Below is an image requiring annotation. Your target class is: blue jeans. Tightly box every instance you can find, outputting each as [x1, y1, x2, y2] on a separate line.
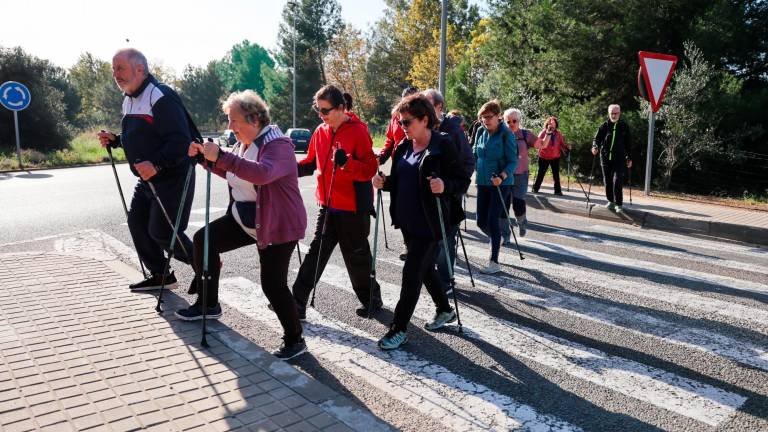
[500, 172, 528, 237]
[476, 185, 510, 262]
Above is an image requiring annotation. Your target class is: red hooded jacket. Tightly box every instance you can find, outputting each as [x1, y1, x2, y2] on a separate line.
[298, 115, 378, 212]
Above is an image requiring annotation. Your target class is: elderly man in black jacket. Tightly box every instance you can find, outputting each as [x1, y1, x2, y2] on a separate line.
[592, 104, 632, 213]
[98, 48, 195, 291]
[423, 89, 474, 293]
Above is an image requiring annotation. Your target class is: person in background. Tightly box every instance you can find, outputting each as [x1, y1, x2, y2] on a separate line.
[592, 104, 632, 213]
[532, 116, 570, 195]
[472, 100, 518, 274]
[500, 108, 541, 240]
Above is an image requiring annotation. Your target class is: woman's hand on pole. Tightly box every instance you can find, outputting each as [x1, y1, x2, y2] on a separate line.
[98, 130, 116, 148]
[491, 174, 503, 187]
[188, 141, 204, 158]
[428, 176, 444, 194]
[202, 141, 220, 162]
[372, 172, 385, 189]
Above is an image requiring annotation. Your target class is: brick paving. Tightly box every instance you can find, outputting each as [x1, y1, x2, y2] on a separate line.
[0, 252, 385, 431]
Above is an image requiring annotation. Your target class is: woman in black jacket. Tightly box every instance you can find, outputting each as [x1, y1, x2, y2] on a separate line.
[372, 94, 470, 350]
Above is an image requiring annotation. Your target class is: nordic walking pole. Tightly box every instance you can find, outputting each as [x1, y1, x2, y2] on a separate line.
[456, 229, 475, 287]
[566, 151, 571, 192]
[379, 191, 390, 250]
[586, 152, 597, 215]
[430, 173, 462, 333]
[155, 154, 196, 312]
[628, 163, 633, 206]
[145, 174, 190, 259]
[200, 140, 214, 348]
[102, 131, 148, 279]
[462, 194, 468, 232]
[309, 153, 339, 308]
[295, 244, 302, 265]
[492, 174, 524, 260]
[368, 179, 384, 318]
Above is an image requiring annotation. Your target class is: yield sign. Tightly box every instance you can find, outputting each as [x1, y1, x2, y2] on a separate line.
[638, 51, 678, 113]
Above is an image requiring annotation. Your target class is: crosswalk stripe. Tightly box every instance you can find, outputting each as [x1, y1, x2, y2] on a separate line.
[588, 224, 768, 258]
[375, 252, 768, 373]
[311, 264, 747, 427]
[456, 240, 768, 332]
[546, 228, 768, 276]
[216, 277, 580, 432]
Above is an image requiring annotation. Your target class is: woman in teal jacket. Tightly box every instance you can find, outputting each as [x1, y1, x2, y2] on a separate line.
[473, 100, 518, 274]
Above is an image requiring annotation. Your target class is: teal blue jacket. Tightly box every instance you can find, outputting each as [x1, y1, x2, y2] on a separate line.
[473, 122, 518, 186]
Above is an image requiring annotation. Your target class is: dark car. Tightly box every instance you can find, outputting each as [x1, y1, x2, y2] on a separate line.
[218, 129, 236, 147]
[286, 128, 311, 153]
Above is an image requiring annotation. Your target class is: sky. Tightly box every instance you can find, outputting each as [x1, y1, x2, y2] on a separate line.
[1, 0, 392, 74]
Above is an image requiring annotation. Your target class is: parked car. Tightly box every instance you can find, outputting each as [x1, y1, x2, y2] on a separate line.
[218, 129, 237, 147]
[286, 128, 311, 153]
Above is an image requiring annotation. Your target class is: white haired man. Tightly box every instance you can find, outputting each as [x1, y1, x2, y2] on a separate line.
[591, 104, 632, 212]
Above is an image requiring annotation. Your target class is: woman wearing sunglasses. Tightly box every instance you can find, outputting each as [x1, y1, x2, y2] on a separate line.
[372, 94, 470, 350]
[292, 85, 383, 320]
[473, 100, 518, 274]
[501, 108, 541, 239]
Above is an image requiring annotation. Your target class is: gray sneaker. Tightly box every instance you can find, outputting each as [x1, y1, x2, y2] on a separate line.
[480, 261, 501, 274]
[615, 205, 624, 213]
[424, 310, 457, 331]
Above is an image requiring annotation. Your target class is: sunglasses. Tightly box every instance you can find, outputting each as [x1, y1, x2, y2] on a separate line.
[398, 117, 417, 127]
[312, 104, 336, 115]
[507, 119, 519, 124]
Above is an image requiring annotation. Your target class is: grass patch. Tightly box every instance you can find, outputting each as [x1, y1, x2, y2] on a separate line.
[371, 132, 385, 150]
[0, 129, 125, 171]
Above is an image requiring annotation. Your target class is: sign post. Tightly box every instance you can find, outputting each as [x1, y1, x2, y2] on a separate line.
[0, 81, 32, 170]
[638, 51, 677, 195]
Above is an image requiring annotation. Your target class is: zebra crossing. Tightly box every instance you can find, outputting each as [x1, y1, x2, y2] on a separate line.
[176, 203, 768, 431]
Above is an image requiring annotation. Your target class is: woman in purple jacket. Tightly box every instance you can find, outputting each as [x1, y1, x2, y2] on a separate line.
[176, 90, 308, 360]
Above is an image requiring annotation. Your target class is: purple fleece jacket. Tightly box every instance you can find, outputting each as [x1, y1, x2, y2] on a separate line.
[210, 132, 307, 249]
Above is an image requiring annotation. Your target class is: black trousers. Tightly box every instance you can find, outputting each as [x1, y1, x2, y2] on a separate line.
[128, 175, 194, 275]
[533, 157, 561, 194]
[292, 208, 382, 311]
[192, 214, 302, 343]
[602, 162, 626, 205]
[392, 230, 452, 332]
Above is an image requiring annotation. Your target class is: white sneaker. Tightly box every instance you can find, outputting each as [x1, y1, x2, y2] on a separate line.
[615, 205, 624, 213]
[479, 261, 501, 274]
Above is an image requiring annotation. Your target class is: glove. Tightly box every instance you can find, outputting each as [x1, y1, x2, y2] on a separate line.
[334, 148, 349, 167]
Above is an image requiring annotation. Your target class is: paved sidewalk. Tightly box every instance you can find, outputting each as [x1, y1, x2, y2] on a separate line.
[0, 251, 391, 432]
[525, 182, 768, 246]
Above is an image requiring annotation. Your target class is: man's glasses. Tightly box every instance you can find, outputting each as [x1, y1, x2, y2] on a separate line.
[479, 114, 496, 121]
[313, 104, 335, 115]
[398, 117, 416, 127]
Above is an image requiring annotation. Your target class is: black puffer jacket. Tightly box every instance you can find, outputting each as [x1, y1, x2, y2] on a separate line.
[382, 131, 470, 240]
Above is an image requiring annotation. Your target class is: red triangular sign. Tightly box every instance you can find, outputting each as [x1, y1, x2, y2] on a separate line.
[638, 51, 678, 113]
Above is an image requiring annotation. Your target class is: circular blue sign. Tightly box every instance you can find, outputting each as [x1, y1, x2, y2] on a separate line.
[0, 81, 32, 111]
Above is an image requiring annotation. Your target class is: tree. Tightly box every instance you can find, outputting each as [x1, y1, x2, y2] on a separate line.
[68, 52, 123, 129]
[0, 46, 75, 151]
[216, 40, 275, 95]
[651, 42, 742, 189]
[177, 62, 227, 131]
[269, 0, 343, 129]
[324, 23, 371, 119]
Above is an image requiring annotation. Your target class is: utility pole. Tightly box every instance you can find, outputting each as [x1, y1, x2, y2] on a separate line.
[439, 0, 447, 95]
[288, 1, 298, 128]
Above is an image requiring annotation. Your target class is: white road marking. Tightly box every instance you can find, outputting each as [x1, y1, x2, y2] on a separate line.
[218, 277, 580, 432]
[191, 207, 227, 215]
[311, 264, 747, 427]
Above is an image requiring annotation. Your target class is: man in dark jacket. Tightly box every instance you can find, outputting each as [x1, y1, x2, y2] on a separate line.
[592, 104, 632, 213]
[98, 48, 195, 291]
[423, 89, 474, 292]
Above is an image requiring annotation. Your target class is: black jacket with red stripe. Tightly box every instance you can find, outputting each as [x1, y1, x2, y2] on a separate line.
[112, 74, 192, 179]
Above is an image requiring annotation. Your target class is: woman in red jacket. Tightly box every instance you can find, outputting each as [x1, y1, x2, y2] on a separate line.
[293, 85, 383, 319]
[532, 116, 571, 195]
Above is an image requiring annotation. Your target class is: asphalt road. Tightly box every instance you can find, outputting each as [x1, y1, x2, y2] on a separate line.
[1, 162, 767, 432]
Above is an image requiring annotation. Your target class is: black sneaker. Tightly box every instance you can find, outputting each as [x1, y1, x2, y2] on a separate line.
[174, 303, 222, 321]
[129, 272, 177, 292]
[355, 300, 383, 318]
[273, 338, 307, 360]
[267, 303, 306, 321]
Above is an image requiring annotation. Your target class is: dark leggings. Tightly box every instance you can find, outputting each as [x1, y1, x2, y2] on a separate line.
[192, 213, 301, 343]
[533, 157, 561, 194]
[392, 230, 452, 332]
[476, 185, 510, 262]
